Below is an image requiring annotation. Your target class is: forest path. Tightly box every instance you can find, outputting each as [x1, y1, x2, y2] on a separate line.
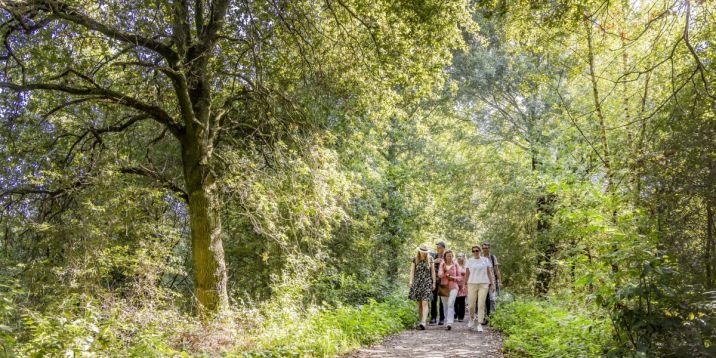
[344, 319, 503, 357]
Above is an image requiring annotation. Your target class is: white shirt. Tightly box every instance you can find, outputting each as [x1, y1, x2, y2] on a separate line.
[466, 257, 492, 284]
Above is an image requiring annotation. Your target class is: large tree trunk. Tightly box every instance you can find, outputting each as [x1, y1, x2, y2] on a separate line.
[706, 205, 714, 288]
[534, 192, 556, 295]
[182, 134, 229, 315]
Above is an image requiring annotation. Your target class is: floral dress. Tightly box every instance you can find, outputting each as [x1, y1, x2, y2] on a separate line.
[409, 258, 433, 301]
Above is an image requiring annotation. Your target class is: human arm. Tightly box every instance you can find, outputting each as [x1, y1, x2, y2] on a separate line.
[492, 256, 502, 282]
[488, 266, 496, 293]
[438, 262, 446, 279]
[455, 267, 464, 286]
[430, 260, 436, 289]
[409, 262, 416, 288]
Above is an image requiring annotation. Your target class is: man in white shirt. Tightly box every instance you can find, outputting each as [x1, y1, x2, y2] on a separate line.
[481, 242, 502, 323]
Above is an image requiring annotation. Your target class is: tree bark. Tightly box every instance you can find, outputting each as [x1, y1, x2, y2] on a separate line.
[706, 205, 714, 288]
[584, 14, 621, 276]
[534, 192, 556, 295]
[584, 15, 613, 190]
[174, 0, 231, 316]
[182, 134, 229, 315]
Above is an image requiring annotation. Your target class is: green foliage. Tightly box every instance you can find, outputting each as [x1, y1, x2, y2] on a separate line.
[15, 294, 189, 357]
[0, 275, 21, 357]
[240, 296, 415, 357]
[490, 296, 612, 357]
[1, 0, 714, 356]
[310, 272, 395, 306]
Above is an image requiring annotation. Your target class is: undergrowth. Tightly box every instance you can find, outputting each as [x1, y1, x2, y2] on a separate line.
[489, 296, 612, 357]
[3, 292, 415, 357]
[240, 296, 416, 357]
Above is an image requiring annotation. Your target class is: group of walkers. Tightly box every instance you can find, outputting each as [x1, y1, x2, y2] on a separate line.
[408, 241, 502, 332]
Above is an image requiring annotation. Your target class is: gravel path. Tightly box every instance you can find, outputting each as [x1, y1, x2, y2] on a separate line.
[344, 320, 503, 358]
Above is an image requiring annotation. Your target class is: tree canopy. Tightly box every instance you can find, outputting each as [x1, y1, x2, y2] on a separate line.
[1, 0, 714, 356]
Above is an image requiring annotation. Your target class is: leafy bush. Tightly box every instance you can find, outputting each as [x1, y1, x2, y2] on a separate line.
[309, 272, 396, 306]
[241, 296, 416, 357]
[490, 296, 612, 357]
[14, 294, 189, 357]
[0, 277, 21, 357]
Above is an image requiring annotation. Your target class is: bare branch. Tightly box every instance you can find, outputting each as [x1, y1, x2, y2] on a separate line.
[683, 0, 715, 100]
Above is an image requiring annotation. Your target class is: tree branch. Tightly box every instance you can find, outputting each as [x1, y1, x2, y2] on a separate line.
[25, 0, 180, 64]
[119, 165, 188, 202]
[683, 0, 715, 100]
[0, 81, 184, 137]
[201, 0, 230, 45]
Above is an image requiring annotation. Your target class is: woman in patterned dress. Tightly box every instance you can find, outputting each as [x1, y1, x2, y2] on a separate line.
[409, 244, 436, 330]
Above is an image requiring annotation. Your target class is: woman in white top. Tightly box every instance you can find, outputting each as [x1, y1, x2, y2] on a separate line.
[464, 245, 495, 332]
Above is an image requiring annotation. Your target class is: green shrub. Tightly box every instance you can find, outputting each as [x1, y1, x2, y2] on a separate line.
[490, 296, 612, 357]
[14, 294, 188, 357]
[240, 296, 416, 357]
[0, 277, 21, 357]
[8, 287, 415, 357]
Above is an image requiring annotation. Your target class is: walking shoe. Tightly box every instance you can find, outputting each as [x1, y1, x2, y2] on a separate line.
[477, 324, 484, 332]
[428, 319, 436, 325]
[446, 325, 452, 331]
[418, 323, 425, 330]
[458, 319, 463, 322]
[438, 320, 444, 326]
[467, 319, 474, 328]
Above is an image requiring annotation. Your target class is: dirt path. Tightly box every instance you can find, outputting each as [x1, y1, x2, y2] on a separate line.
[344, 320, 503, 358]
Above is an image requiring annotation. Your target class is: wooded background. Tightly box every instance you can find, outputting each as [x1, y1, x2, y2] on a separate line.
[0, 0, 714, 356]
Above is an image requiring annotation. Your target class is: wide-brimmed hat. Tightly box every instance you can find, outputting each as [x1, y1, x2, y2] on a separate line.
[416, 244, 430, 253]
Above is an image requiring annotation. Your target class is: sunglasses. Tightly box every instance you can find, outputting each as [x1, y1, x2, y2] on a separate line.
[471, 249, 480, 252]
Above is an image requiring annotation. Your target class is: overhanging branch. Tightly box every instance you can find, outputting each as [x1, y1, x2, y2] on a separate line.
[120, 166, 188, 202]
[8, 0, 181, 64]
[0, 81, 184, 137]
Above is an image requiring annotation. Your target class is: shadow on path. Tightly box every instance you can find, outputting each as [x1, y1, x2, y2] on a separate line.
[344, 320, 503, 357]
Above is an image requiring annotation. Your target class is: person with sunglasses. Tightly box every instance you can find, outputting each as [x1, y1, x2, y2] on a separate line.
[464, 245, 495, 332]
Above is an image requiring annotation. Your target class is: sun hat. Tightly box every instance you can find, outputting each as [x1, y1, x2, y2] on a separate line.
[416, 244, 430, 253]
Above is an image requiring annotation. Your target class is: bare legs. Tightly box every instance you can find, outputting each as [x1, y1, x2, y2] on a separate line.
[416, 300, 429, 326]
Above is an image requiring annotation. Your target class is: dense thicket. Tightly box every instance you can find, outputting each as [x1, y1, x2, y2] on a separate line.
[1, 0, 714, 356]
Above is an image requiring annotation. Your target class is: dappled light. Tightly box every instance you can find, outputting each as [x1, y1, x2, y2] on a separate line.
[1, 0, 714, 356]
